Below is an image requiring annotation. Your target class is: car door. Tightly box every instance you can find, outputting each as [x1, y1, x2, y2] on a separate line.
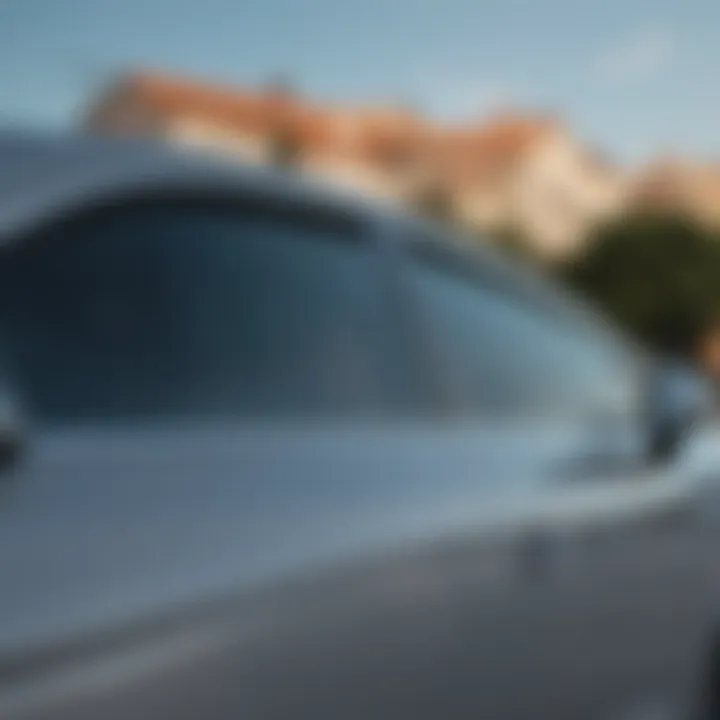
[0, 189, 562, 720]
[388, 234, 713, 720]
[0, 189, 449, 719]
[0, 186, 710, 720]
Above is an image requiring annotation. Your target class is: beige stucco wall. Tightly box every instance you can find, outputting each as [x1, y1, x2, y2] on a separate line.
[303, 157, 404, 200]
[510, 133, 624, 257]
[165, 118, 268, 163]
[454, 188, 508, 230]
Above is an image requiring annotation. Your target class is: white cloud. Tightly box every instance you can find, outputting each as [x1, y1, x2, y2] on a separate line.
[596, 23, 675, 86]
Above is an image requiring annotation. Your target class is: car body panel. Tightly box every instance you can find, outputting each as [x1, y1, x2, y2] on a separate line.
[0, 132, 715, 720]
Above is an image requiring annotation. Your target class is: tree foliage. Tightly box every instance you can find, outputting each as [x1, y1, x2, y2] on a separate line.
[560, 213, 720, 358]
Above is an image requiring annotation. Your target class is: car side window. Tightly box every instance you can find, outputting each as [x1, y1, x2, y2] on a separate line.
[0, 197, 426, 422]
[405, 245, 639, 418]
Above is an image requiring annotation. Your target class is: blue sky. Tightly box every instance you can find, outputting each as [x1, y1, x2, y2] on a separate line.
[0, 0, 718, 162]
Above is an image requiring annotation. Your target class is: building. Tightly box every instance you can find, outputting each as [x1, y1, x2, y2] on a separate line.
[85, 70, 624, 258]
[440, 117, 624, 257]
[630, 159, 720, 229]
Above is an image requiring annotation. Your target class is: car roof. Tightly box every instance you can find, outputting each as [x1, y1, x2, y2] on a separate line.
[0, 128, 412, 237]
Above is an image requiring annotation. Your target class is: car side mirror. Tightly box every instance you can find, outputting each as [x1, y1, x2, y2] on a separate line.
[645, 361, 709, 464]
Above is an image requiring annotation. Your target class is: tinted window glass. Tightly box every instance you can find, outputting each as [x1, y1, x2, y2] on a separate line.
[407, 252, 638, 417]
[0, 200, 422, 422]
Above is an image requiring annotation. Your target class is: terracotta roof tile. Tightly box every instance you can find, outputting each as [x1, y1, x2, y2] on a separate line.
[120, 70, 297, 135]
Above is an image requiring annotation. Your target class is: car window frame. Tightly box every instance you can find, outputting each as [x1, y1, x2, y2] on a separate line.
[396, 230, 645, 420]
[0, 184, 445, 423]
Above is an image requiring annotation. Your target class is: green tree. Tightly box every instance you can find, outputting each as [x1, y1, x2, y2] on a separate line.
[560, 213, 720, 358]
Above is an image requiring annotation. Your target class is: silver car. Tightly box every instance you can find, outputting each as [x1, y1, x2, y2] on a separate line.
[0, 131, 718, 720]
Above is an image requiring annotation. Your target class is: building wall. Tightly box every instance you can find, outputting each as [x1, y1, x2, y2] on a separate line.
[301, 155, 406, 200]
[685, 170, 720, 228]
[626, 161, 720, 230]
[164, 117, 268, 163]
[454, 185, 509, 231]
[510, 133, 624, 257]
